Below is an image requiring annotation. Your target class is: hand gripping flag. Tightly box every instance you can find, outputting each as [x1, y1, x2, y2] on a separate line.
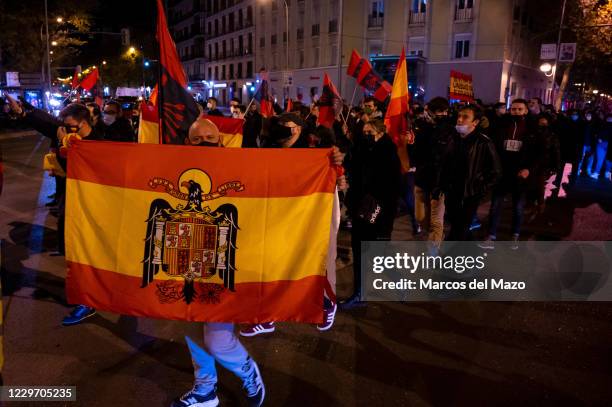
[317, 74, 342, 129]
[384, 48, 409, 146]
[156, 0, 200, 144]
[65, 141, 337, 323]
[253, 71, 274, 118]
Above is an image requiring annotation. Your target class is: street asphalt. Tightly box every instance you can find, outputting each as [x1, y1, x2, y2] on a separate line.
[1, 131, 612, 406]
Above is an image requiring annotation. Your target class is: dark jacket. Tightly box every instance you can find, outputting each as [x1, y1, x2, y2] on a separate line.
[104, 117, 135, 142]
[242, 111, 263, 148]
[347, 134, 402, 235]
[207, 108, 224, 116]
[491, 115, 537, 186]
[409, 116, 455, 190]
[533, 126, 561, 175]
[555, 116, 583, 162]
[440, 131, 502, 199]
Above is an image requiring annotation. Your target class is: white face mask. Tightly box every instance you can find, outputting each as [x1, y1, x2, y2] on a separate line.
[206, 102, 213, 109]
[585, 114, 592, 121]
[102, 113, 116, 126]
[232, 110, 240, 118]
[455, 124, 471, 135]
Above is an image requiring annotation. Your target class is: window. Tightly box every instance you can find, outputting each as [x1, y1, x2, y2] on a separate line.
[312, 24, 320, 36]
[272, 52, 278, 69]
[222, 40, 227, 58]
[208, 67, 212, 80]
[239, 9, 244, 28]
[297, 28, 304, 39]
[208, 22, 212, 35]
[222, 64, 226, 80]
[239, 36, 244, 54]
[368, 1, 384, 28]
[247, 6, 253, 24]
[283, 31, 287, 43]
[329, 19, 338, 33]
[271, 34, 277, 45]
[313, 47, 320, 66]
[248, 33, 253, 53]
[208, 44, 212, 59]
[215, 19, 219, 36]
[215, 43, 219, 59]
[214, 66, 219, 80]
[229, 64, 234, 79]
[455, 0, 473, 20]
[222, 16, 226, 34]
[260, 36, 265, 47]
[454, 35, 470, 58]
[408, 36, 424, 56]
[411, 0, 426, 13]
[247, 61, 253, 78]
[238, 62, 243, 78]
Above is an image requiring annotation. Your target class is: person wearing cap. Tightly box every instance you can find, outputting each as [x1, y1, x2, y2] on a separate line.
[172, 117, 265, 407]
[240, 112, 345, 336]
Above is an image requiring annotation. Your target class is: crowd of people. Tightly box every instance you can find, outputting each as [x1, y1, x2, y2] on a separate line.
[2, 91, 611, 407]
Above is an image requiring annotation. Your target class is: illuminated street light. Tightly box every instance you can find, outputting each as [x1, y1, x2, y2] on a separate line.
[102, 60, 107, 65]
[56, 17, 63, 23]
[51, 41, 58, 46]
[540, 63, 552, 72]
[49, 50, 54, 55]
[593, 89, 599, 94]
[129, 46, 136, 54]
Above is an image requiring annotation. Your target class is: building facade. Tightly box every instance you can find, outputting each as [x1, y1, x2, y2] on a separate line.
[170, 0, 552, 107]
[169, 0, 256, 105]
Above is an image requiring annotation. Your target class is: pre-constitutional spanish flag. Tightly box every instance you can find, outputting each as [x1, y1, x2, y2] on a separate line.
[65, 141, 336, 323]
[384, 48, 409, 146]
[203, 115, 244, 148]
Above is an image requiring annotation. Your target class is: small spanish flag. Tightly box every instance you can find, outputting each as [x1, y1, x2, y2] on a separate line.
[65, 142, 336, 323]
[204, 115, 244, 148]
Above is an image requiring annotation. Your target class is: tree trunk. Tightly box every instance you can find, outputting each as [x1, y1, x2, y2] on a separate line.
[554, 64, 572, 111]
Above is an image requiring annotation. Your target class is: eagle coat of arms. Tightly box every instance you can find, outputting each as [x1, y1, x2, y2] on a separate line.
[141, 168, 243, 304]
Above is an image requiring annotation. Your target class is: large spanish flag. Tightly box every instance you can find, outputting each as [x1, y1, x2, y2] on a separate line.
[65, 142, 336, 323]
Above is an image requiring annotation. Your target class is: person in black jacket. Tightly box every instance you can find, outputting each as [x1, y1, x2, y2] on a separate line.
[480, 99, 537, 249]
[342, 118, 401, 308]
[442, 105, 502, 240]
[529, 114, 560, 213]
[101, 101, 135, 142]
[205, 97, 224, 116]
[409, 97, 454, 245]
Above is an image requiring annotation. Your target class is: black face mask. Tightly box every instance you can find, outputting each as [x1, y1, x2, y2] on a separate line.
[196, 141, 219, 147]
[363, 132, 375, 145]
[512, 115, 524, 122]
[537, 125, 548, 132]
[66, 125, 80, 133]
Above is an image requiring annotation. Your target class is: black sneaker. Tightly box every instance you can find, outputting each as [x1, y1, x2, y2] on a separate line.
[242, 357, 265, 407]
[170, 387, 219, 407]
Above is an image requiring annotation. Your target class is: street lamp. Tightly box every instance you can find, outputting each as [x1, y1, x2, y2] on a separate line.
[51, 40, 58, 46]
[540, 62, 552, 72]
[102, 60, 107, 65]
[593, 89, 599, 94]
[56, 17, 63, 23]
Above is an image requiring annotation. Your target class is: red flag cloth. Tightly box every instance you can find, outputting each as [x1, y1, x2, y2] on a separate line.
[355, 58, 392, 102]
[346, 50, 362, 77]
[384, 48, 409, 147]
[79, 68, 99, 91]
[317, 73, 342, 128]
[156, 0, 200, 144]
[286, 98, 293, 112]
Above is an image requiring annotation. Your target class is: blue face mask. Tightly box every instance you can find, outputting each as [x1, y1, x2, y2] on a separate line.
[571, 115, 579, 121]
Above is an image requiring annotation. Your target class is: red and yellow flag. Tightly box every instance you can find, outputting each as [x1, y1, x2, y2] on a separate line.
[203, 115, 243, 148]
[65, 142, 336, 323]
[384, 48, 409, 146]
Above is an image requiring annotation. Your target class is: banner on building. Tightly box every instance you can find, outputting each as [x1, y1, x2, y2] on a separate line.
[65, 141, 337, 323]
[449, 70, 474, 102]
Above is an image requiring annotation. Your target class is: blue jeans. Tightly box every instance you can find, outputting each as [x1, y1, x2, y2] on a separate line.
[578, 144, 594, 175]
[487, 186, 526, 238]
[185, 323, 251, 395]
[593, 141, 609, 175]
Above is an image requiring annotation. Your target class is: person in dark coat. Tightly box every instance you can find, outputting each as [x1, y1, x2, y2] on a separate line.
[342, 118, 401, 308]
[441, 105, 502, 240]
[101, 101, 135, 142]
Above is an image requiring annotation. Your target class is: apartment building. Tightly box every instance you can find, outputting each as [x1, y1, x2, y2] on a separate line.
[169, 0, 256, 105]
[170, 0, 552, 106]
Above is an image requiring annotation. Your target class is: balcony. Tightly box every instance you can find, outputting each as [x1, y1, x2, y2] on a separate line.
[454, 7, 473, 22]
[181, 51, 205, 61]
[205, 20, 254, 40]
[408, 11, 426, 25]
[368, 16, 384, 29]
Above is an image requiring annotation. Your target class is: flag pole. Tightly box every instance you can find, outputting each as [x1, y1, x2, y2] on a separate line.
[245, 97, 255, 114]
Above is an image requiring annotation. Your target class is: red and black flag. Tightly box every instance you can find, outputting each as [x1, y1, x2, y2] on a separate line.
[346, 49, 392, 103]
[317, 73, 342, 129]
[156, 0, 200, 144]
[253, 70, 274, 118]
